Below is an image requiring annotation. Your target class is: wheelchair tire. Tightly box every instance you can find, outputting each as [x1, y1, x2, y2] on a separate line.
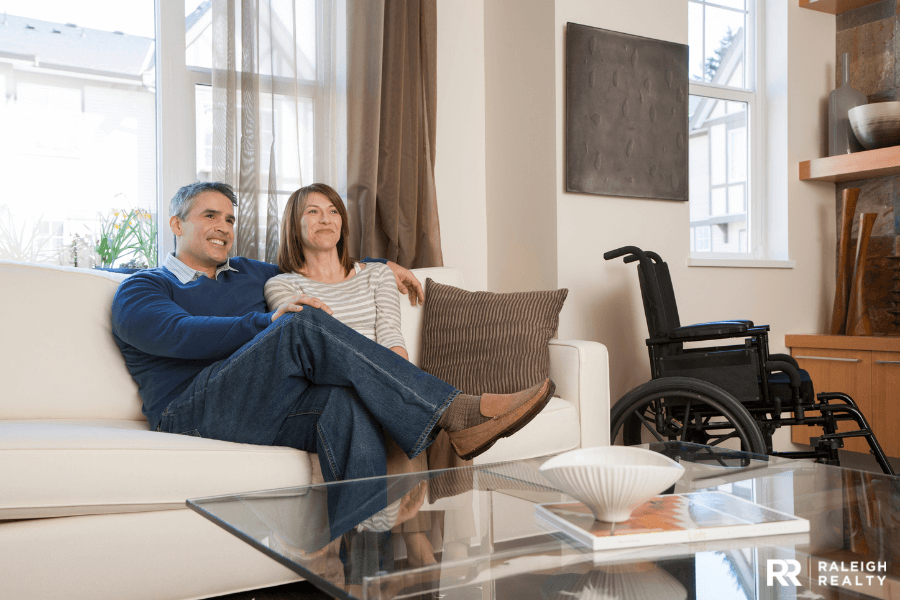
[611, 377, 767, 455]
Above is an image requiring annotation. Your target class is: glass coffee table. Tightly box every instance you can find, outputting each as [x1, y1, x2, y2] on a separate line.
[188, 442, 900, 599]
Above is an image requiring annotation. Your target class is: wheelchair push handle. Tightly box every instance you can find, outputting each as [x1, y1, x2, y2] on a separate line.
[603, 246, 664, 266]
[603, 246, 647, 262]
[624, 251, 663, 265]
[604, 246, 663, 271]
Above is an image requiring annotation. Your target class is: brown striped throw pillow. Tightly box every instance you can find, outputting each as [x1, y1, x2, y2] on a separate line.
[421, 279, 568, 395]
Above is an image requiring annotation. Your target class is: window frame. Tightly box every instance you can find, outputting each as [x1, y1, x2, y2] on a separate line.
[688, 0, 767, 262]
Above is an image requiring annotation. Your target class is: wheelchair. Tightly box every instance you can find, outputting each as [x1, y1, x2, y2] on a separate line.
[604, 246, 896, 476]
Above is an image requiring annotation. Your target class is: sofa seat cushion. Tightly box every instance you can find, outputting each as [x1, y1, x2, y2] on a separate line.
[1, 397, 579, 520]
[474, 397, 580, 464]
[0, 420, 312, 520]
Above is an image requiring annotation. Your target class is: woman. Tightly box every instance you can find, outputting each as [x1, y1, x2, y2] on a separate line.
[264, 183, 436, 566]
[265, 183, 407, 358]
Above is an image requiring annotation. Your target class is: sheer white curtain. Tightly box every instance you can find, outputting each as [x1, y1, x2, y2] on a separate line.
[211, 0, 346, 261]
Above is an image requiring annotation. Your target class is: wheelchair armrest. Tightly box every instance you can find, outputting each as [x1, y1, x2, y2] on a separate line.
[769, 353, 800, 371]
[667, 320, 751, 339]
[766, 361, 801, 390]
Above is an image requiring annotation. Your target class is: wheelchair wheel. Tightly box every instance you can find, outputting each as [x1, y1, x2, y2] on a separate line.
[611, 377, 767, 455]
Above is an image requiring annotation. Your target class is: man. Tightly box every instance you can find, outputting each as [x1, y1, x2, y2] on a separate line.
[111, 182, 554, 527]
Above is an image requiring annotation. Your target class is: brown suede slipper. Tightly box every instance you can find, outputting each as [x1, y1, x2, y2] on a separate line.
[448, 379, 556, 461]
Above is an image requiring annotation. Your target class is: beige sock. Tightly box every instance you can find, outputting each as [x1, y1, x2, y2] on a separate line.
[437, 393, 490, 432]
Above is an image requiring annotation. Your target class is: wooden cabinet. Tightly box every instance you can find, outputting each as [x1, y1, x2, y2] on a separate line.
[785, 334, 900, 457]
[872, 352, 900, 453]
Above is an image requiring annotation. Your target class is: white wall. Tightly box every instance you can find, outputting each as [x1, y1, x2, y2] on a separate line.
[435, 0, 836, 451]
[484, 0, 558, 292]
[434, 0, 489, 291]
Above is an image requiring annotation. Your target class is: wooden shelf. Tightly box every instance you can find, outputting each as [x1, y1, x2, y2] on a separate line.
[785, 333, 900, 352]
[799, 146, 900, 182]
[799, 0, 885, 14]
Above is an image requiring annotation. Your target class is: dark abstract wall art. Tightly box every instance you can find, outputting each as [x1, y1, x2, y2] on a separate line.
[566, 22, 689, 201]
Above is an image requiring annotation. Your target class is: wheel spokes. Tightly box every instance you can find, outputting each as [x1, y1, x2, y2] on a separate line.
[623, 397, 749, 449]
[680, 400, 693, 442]
[635, 408, 666, 442]
[705, 430, 740, 447]
[612, 379, 766, 455]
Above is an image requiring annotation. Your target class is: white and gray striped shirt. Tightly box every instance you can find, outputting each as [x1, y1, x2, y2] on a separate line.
[263, 262, 406, 351]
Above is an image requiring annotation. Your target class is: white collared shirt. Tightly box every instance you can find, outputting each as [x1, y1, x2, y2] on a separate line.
[162, 253, 239, 284]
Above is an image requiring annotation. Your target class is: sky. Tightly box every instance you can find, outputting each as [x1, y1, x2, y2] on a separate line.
[0, 0, 203, 39]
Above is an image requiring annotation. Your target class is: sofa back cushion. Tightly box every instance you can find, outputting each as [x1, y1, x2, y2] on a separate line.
[421, 280, 568, 394]
[0, 261, 464, 421]
[0, 261, 145, 420]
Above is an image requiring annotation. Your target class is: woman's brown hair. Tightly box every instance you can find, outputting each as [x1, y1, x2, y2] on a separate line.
[277, 183, 354, 276]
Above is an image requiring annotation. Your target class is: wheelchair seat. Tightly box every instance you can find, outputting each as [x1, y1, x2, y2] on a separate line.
[604, 245, 895, 475]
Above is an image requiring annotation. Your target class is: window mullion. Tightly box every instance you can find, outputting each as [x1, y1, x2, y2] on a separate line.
[690, 82, 752, 102]
[702, 3, 707, 83]
[157, 0, 196, 261]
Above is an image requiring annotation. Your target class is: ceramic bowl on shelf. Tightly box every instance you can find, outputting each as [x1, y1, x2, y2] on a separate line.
[849, 102, 900, 150]
[539, 446, 684, 523]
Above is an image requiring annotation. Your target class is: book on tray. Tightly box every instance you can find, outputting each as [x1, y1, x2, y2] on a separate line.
[534, 491, 809, 551]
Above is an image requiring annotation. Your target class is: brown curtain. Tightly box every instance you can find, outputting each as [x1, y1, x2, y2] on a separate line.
[348, 0, 443, 269]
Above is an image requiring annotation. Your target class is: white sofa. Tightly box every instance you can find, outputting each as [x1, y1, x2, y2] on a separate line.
[0, 260, 610, 600]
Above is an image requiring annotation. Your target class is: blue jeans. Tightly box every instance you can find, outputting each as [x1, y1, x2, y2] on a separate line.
[158, 308, 458, 536]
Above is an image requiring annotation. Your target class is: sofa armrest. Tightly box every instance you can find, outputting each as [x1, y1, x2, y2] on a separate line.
[548, 339, 610, 449]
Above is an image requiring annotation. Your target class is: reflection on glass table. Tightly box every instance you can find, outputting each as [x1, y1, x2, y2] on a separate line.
[188, 442, 900, 600]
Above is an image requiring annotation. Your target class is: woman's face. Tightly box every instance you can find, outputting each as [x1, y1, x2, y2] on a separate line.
[299, 192, 342, 253]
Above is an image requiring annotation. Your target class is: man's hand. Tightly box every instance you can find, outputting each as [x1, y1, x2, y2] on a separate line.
[271, 294, 333, 322]
[386, 261, 424, 306]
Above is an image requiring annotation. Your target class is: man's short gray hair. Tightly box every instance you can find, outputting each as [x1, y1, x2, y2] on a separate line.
[169, 182, 238, 221]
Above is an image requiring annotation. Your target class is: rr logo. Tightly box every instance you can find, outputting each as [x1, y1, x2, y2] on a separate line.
[767, 559, 802, 586]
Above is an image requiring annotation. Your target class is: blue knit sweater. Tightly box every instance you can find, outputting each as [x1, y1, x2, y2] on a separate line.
[112, 257, 281, 430]
[111, 256, 387, 431]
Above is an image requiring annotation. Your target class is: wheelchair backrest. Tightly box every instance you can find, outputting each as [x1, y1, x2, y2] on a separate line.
[636, 253, 681, 339]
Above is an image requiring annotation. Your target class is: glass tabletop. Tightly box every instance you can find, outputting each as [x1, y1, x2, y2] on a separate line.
[187, 442, 900, 600]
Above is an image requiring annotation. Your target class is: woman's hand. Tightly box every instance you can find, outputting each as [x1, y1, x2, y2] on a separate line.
[271, 294, 333, 322]
[385, 261, 425, 306]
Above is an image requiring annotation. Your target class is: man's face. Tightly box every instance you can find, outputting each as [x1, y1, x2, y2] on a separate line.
[170, 190, 235, 275]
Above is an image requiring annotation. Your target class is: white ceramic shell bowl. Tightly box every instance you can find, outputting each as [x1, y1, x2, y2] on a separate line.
[573, 564, 688, 600]
[849, 102, 900, 150]
[539, 446, 685, 523]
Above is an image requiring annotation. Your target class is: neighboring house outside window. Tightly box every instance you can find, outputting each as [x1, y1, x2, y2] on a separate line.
[0, 10, 157, 268]
[0, 0, 327, 268]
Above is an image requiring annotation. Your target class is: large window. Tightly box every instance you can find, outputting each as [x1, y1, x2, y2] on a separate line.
[0, 0, 332, 267]
[0, 2, 158, 268]
[688, 0, 760, 259]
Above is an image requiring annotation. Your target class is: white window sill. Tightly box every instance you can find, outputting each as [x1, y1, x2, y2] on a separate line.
[687, 257, 795, 269]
